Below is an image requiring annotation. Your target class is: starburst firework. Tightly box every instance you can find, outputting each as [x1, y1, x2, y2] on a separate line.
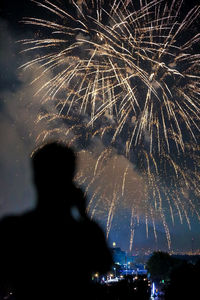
[21, 0, 200, 250]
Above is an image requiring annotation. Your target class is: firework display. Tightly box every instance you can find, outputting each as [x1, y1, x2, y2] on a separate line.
[21, 0, 200, 249]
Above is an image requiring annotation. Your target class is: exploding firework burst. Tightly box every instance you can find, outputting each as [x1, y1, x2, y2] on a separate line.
[20, 0, 200, 250]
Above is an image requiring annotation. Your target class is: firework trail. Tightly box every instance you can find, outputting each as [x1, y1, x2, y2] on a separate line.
[20, 0, 200, 249]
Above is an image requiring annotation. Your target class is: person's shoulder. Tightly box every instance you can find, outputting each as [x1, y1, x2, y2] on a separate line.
[85, 218, 105, 234]
[81, 217, 108, 243]
[80, 217, 113, 272]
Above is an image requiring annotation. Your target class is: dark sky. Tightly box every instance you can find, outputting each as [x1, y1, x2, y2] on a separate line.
[0, 0, 200, 253]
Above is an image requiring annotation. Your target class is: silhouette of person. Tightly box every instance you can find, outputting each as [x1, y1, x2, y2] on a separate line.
[0, 142, 112, 300]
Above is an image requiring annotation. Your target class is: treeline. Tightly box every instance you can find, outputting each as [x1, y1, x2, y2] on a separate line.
[147, 251, 200, 299]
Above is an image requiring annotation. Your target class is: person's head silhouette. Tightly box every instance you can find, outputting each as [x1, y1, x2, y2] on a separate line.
[31, 142, 76, 211]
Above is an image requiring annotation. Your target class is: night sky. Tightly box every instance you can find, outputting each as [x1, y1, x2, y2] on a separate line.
[0, 0, 200, 253]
